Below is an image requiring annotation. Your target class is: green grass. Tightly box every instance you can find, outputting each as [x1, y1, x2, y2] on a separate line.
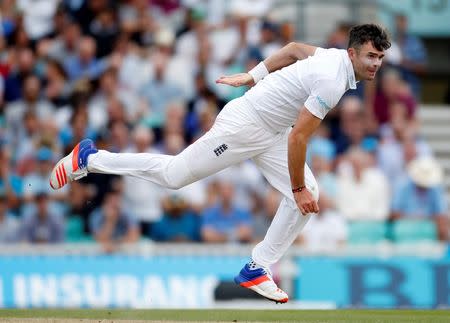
[0, 309, 450, 322]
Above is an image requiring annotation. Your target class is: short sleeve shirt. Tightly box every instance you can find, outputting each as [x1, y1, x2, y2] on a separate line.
[243, 47, 357, 132]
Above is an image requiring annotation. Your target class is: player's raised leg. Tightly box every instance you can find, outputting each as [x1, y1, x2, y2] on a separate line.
[50, 99, 278, 190]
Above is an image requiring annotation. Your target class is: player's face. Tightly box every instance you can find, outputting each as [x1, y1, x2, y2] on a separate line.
[349, 42, 385, 81]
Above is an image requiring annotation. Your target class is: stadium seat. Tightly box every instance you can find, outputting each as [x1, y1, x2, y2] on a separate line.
[391, 219, 437, 243]
[348, 220, 387, 244]
[65, 216, 93, 242]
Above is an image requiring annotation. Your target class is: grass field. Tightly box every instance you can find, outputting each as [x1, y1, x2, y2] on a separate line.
[1, 309, 450, 323]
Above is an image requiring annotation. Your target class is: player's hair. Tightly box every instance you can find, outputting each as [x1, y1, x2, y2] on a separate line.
[348, 24, 391, 51]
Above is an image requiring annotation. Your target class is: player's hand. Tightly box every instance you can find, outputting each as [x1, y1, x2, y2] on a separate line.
[216, 73, 255, 87]
[294, 188, 319, 215]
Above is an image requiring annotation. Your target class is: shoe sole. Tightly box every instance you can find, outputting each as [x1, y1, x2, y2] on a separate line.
[234, 274, 289, 304]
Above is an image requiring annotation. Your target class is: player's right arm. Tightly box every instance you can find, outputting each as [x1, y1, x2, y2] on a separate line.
[290, 76, 342, 215]
[288, 107, 321, 215]
[216, 42, 318, 87]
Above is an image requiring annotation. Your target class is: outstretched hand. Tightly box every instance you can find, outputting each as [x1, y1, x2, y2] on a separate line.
[216, 73, 254, 87]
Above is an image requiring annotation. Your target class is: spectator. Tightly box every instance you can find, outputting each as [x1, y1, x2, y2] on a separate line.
[59, 104, 97, 153]
[377, 112, 431, 188]
[391, 157, 448, 240]
[46, 21, 82, 63]
[326, 21, 352, 49]
[154, 27, 197, 101]
[107, 120, 131, 152]
[307, 124, 336, 167]
[140, 52, 183, 130]
[10, 23, 32, 51]
[0, 144, 23, 215]
[150, 193, 200, 242]
[64, 0, 110, 35]
[333, 96, 369, 155]
[0, 193, 19, 243]
[337, 148, 390, 221]
[164, 178, 208, 216]
[43, 59, 71, 108]
[63, 36, 108, 81]
[0, 0, 17, 39]
[88, 8, 119, 58]
[3, 48, 36, 102]
[310, 150, 337, 201]
[299, 191, 348, 252]
[186, 72, 224, 141]
[257, 19, 282, 59]
[252, 187, 281, 242]
[5, 74, 55, 145]
[89, 189, 140, 252]
[88, 67, 144, 131]
[122, 126, 165, 236]
[394, 14, 427, 98]
[49, 5, 70, 38]
[116, 33, 152, 93]
[211, 161, 267, 213]
[17, 192, 64, 243]
[118, 0, 157, 45]
[373, 68, 417, 127]
[201, 180, 253, 243]
[16, 0, 60, 41]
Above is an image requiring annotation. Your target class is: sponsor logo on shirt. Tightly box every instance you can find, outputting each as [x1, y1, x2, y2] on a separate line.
[316, 96, 330, 110]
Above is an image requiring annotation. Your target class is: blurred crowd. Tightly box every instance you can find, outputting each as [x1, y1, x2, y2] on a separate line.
[0, 0, 448, 252]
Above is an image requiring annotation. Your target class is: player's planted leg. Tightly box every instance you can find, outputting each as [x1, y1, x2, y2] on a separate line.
[234, 260, 289, 303]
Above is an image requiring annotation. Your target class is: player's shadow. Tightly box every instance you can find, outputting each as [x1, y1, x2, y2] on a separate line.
[214, 281, 261, 300]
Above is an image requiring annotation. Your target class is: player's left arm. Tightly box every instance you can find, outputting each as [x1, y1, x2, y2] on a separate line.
[216, 42, 318, 87]
[264, 42, 318, 72]
[288, 107, 322, 215]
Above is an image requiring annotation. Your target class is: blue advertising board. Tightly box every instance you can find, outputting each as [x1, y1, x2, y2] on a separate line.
[0, 255, 247, 308]
[295, 257, 450, 308]
[1, 254, 450, 308]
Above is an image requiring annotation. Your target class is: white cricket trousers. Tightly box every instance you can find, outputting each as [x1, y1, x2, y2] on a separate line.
[88, 97, 319, 267]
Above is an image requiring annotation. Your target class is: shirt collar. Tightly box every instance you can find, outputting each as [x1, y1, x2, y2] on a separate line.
[343, 51, 357, 90]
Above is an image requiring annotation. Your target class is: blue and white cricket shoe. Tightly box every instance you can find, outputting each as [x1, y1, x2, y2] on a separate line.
[234, 262, 289, 303]
[49, 139, 98, 190]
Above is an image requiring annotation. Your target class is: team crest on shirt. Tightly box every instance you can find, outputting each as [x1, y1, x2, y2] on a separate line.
[213, 144, 228, 156]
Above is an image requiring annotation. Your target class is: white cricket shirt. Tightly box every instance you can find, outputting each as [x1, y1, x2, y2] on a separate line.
[243, 47, 357, 133]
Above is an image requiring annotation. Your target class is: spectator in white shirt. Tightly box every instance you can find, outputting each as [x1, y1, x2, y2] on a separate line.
[122, 126, 165, 236]
[337, 147, 390, 221]
[17, 0, 59, 40]
[299, 190, 348, 252]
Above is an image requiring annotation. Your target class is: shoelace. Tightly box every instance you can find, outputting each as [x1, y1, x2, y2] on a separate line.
[249, 260, 273, 278]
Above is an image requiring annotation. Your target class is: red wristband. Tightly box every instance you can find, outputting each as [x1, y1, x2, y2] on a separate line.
[292, 185, 306, 193]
